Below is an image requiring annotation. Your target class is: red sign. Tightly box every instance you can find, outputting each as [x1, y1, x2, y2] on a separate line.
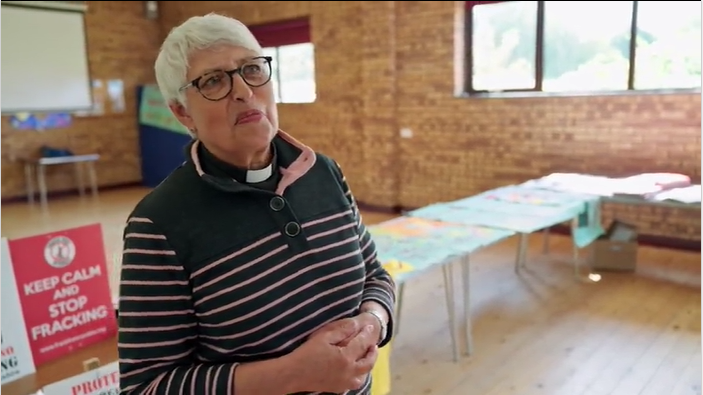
[8, 223, 117, 366]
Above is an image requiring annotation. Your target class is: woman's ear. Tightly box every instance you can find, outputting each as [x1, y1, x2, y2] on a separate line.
[169, 101, 195, 131]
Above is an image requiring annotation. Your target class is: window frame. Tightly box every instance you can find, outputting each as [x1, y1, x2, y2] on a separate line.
[264, 45, 284, 102]
[462, 0, 702, 98]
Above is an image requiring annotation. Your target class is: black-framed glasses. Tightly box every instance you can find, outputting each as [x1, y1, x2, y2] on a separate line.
[179, 56, 273, 101]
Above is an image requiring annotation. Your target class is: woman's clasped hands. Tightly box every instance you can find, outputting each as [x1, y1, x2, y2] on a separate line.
[288, 318, 380, 394]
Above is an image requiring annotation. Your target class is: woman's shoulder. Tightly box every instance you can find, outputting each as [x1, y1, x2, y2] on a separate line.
[313, 152, 340, 171]
[127, 165, 199, 224]
[309, 152, 345, 183]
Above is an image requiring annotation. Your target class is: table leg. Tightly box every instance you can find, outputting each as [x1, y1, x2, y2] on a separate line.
[461, 255, 473, 356]
[542, 227, 550, 254]
[74, 162, 85, 197]
[442, 262, 460, 362]
[37, 164, 48, 210]
[24, 163, 35, 204]
[514, 233, 529, 273]
[571, 217, 580, 278]
[573, 247, 580, 278]
[87, 161, 99, 198]
[393, 282, 405, 336]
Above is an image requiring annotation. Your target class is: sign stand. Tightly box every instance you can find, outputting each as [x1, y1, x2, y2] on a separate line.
[1, 237, 37, 385]
[82, 357, 101, 372]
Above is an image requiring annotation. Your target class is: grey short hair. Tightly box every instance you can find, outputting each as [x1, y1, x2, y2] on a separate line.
[154, 13, 263, 108]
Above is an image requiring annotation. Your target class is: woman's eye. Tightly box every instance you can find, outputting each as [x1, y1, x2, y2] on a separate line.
[203, 76, 221, 87]
[243, 65, 261, 74]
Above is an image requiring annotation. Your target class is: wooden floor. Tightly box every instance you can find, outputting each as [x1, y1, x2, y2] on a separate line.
[2, 187, 701, 395]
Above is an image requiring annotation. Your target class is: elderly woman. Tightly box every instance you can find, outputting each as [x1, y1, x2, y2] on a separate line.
[118, 12, 396, 395]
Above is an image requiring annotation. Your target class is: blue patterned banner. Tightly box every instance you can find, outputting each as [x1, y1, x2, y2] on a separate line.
[138, 85, 189, 135]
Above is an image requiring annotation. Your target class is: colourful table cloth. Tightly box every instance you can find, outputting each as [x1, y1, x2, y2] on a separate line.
[408, 185, 604, 248]
[369, 217, 516, 284]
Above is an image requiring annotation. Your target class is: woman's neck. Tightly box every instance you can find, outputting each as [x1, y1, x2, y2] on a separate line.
[199, 143, 276, 184]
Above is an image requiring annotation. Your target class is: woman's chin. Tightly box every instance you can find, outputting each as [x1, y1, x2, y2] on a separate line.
[232, 124, 275, 147]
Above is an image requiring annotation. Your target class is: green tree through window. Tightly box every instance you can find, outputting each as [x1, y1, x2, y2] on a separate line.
[468, 0, 701, 94]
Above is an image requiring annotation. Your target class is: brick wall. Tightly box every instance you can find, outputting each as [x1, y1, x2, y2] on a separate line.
[3, 1, 699, 243]
[1, 2, 161, 199]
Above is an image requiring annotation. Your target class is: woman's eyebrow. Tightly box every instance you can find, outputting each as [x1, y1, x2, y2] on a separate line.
[198, 61, 253, 75]
[199, 67, 228, 75]
[192, 56, 260, 78]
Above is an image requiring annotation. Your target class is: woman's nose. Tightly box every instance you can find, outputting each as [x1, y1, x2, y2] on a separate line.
[230, 74, 253, 102]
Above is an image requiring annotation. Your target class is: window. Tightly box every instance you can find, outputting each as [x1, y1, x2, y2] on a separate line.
[465, 1, 702, 94]
[471, 1, 538, 91]
[634, 2, 701, 90]
[249, 17, 316, 103]
[542, 1, 633, 92]
[263, 43, 316, 103]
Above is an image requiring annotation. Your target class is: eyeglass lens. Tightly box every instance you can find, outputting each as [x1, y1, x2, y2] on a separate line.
[197, 58, 272, 100]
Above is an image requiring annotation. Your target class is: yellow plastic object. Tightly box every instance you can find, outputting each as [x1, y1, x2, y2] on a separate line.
[383, 259, 415, 275]
[371, 341, 392, 395]
[371, 260, 415, 395]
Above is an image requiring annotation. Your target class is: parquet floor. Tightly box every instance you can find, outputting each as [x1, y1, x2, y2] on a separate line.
[1, 187, 700, 395]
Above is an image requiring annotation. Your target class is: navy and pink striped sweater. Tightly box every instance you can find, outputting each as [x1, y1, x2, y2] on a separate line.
[118, 131, 396, 395]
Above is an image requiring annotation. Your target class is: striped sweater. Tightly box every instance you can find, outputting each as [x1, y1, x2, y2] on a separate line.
[118, 131, 396, 395]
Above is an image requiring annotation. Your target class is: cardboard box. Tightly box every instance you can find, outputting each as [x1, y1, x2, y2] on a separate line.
[590, 221, 638, 272]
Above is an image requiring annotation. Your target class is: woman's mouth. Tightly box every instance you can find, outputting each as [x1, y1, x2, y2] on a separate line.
[235, 110, 264, 125]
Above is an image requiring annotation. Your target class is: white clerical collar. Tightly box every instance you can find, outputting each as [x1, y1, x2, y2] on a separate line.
[245, 163, 273, 183]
